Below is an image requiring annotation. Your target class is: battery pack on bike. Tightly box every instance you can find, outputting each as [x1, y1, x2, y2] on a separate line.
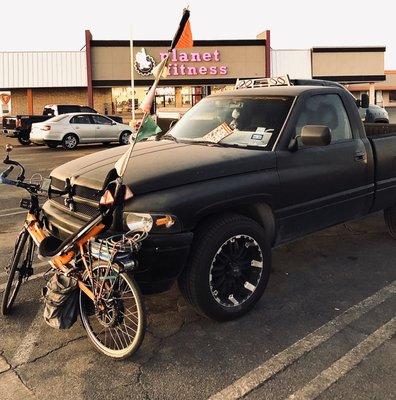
[90, 237, 137, 272]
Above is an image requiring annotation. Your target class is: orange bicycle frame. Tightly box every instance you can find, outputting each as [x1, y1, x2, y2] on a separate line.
[25, 212, 106, 301]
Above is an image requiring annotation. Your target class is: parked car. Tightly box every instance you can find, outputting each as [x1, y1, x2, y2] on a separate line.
[2, 104, 123, 146]
[30, 113, 133, 149]
[42, 81, 396, 321]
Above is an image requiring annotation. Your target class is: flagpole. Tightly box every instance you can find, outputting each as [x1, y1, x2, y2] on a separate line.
[115, 7, 192, 180]
[116, 52, 171, 180]
[130, 26, 135, 124]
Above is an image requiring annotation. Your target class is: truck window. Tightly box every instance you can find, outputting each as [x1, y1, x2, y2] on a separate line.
[43, 107, 56, 116]
[58, 105, 81, 114]
[295, 94, 352, 143]
[81, 106, 97, 113]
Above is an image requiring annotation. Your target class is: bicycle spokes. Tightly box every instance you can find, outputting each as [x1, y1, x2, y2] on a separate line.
[79, 262, 145, 358]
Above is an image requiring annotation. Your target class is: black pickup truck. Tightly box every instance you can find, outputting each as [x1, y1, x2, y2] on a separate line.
[42, 83, 396, 321]
[2, 104, 122, 145]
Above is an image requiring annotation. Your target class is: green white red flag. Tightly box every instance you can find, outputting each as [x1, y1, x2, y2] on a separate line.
[116, 8, 193, 178]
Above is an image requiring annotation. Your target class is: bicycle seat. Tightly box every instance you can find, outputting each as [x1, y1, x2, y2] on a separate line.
[39, 235, 64, 258]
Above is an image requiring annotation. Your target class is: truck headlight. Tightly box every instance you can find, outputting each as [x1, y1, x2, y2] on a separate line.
[123, 212, 181, 233]
[125, 213, 153, 233]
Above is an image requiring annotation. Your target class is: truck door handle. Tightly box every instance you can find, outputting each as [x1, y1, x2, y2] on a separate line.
[355, 151, 365, 161]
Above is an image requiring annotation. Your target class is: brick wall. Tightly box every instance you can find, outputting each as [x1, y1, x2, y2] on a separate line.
[8, 87, 113, 116]
[9, 89, 28, 115]
[92, 88, 113, 114]
[31, 88, 87, 114]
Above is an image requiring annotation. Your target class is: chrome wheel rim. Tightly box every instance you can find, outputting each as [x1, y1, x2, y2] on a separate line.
[65, 135, 77, 148]
[209, 234, 263, 307]
[121, 132, 129, 144]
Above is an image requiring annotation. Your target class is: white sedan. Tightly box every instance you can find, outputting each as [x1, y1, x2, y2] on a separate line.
[30, 113, 133, 149]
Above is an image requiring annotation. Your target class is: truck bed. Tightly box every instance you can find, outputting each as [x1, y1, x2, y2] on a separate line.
[364, 122, 396, 138]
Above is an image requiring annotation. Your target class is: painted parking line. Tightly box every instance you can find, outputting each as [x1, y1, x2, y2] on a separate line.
[287, 316, 396, 400]
[0, 210, 26, 218]
[0, 207, 22, 213]
[209, 281, 396, 400]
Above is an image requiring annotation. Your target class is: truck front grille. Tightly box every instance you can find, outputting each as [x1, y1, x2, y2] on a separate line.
[50, 177, 102, 219]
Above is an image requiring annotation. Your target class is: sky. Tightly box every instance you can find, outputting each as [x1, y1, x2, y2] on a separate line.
[2, 0, 395, 68]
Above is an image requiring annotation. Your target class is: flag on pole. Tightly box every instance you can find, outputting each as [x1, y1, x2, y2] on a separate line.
[170, 8, 193, 49]
[152, 58, 169, 80]
[136, 115, 162, 142]
[139, 84, 158, 113]
[114, 115, 162, 175]
[139, 8, 193, 113]
[116, 8, 193, 179]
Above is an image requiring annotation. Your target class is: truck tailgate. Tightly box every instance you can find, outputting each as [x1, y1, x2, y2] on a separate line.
[2, 116, 16, 130]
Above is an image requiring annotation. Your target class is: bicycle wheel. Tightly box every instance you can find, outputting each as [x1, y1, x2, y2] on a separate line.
[79, 261, 146, 359]
[1, 230, 33, 315]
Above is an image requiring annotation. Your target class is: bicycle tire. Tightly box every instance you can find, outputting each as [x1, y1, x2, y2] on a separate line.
[79, 261, 146, 360]
[1, 230, 32, 315]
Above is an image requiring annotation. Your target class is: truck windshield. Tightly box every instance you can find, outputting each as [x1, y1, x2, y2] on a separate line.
[170, 96, 294, 149]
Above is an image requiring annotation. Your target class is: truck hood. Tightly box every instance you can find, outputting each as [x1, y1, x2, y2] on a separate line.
[50, 140, 276, 195]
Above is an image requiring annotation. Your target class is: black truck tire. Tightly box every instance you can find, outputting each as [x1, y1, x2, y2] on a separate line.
[178, 213, 271, 321]
[384, 207, 396, 238]
[18, 135, 31, 146]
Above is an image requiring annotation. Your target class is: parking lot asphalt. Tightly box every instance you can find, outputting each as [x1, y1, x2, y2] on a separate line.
[0, 139, 395, 400]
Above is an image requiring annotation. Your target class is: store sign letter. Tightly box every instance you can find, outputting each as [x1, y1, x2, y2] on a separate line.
[159, 49, 228, 77]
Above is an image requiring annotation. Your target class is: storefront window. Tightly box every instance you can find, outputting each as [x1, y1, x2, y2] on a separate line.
[112, 87, 148, 120]
[155, 87, 176, 109]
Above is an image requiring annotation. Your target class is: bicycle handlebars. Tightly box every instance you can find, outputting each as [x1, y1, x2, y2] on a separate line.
[0, 161, 42, 195]
[3, 154, 25, 182]
[1, 165, 14, 179]
[0, 163, 70, 197]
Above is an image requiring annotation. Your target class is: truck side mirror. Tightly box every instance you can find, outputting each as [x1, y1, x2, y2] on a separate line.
[301, 125, 331, 147]
[361, 93, 369, 109]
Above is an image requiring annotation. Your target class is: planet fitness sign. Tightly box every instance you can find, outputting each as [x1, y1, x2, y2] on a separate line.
[160, 49, 228, 76]
[134, 48, 228, 77]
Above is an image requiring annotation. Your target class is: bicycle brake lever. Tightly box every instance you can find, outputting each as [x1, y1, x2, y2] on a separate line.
[4, 158, 26, 181]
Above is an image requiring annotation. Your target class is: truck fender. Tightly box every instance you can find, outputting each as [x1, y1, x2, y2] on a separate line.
[193, 200, 276, 245]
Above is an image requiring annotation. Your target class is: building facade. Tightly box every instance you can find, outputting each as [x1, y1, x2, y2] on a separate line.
[346, 70, 396, 122]
[0, 30, 391, 121]
[87, 31, 270, 120]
